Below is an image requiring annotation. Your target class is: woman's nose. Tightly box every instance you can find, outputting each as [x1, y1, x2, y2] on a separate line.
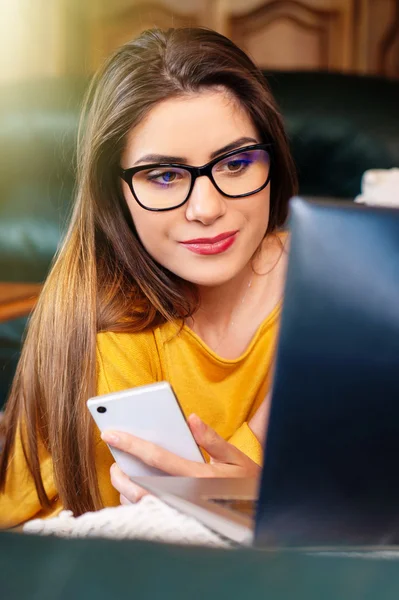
[185, 176, 226, 225]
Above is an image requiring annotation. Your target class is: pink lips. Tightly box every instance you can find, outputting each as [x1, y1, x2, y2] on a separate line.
[180, 231, 238, 255]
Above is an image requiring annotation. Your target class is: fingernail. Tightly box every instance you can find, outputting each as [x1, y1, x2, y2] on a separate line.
[101, 431, 120, 445]
[190, 414, 205, 432]
[129, 490, 137, 503]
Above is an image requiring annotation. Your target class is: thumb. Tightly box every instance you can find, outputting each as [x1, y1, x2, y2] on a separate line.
[188, 414, 242, 464]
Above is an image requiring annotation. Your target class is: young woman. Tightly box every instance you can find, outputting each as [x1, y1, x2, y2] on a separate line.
[0, 27, 297, 527]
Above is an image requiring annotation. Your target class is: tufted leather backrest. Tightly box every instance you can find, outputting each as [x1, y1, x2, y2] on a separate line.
[0, 78, 85, 282]
[265, 71, 399, 198]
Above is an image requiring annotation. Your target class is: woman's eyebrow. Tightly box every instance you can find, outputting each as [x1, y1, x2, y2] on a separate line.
[133, 136, 258, 166]
[209, 137, 258, 160]
[134, 153, 185, 165]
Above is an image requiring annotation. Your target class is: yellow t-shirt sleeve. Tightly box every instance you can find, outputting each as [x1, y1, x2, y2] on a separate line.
[228, 422, 263, 466]
[96, 330, 161, 395]
[0, 425, 61, 529]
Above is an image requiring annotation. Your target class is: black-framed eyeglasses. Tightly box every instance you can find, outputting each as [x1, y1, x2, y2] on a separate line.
[119, 143, 272, 212]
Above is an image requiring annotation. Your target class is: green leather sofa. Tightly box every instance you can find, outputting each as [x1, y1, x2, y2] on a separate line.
[1, 72, 399, 407]
[2, 531, 399, 599]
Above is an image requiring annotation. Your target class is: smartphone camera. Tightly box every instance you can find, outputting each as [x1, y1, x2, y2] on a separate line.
[97, 406, 107, 414]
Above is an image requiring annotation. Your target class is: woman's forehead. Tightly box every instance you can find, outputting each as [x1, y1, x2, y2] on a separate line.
[122, 88, 258, 167]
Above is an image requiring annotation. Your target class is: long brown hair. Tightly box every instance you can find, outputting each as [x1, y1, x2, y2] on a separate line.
[0, 27, 297, 516]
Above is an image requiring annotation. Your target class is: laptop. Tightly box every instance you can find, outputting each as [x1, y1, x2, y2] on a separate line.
[134, 197, 399, 547]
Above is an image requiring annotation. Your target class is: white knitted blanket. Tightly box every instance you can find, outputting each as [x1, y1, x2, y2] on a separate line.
[23, 495, 229, 548]
[22, 499, 399, 558]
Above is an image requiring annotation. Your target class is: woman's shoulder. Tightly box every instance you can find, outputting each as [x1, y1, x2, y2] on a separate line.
[96, 320, 181, 367]
[96, 325, 171, 394]
[96, 326, 161, 357]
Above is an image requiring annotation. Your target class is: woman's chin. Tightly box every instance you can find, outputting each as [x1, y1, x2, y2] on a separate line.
[178, 266, 247, 288]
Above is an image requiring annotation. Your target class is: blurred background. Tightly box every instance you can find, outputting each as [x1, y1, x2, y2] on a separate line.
[0, 0, 399, 406]
[0, 0, 398, 80]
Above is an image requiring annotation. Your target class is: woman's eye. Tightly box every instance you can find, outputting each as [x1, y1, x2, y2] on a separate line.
[148, 170, 179, 184]
[222, 158, 251, 173]
[227, 160, 246, 171]
[161, 171, 177, 182]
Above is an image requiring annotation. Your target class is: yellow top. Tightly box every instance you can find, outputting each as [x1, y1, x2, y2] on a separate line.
[0, 303, 280, 529]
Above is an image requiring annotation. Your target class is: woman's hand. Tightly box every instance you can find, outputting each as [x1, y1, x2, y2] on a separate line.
[102, 414, 261, 505]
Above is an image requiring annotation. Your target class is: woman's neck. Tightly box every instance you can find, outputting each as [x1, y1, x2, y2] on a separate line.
[196, 262, 255, 330]
[186, 233, 288, 356]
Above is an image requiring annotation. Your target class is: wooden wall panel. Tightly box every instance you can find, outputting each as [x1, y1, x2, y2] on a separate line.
[375, 0, 399, 77]
[2, 0, 398, 81]
[243, 19, 325, 70]
[229, 0, 345, 70]
[90, 2, 198, 72]
[87, 0, 399, 78]
[229, 0, 398, 77]
[66, 0, 399, 79]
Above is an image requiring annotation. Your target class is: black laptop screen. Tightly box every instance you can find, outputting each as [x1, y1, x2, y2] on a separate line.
[256, 198, 399, 547]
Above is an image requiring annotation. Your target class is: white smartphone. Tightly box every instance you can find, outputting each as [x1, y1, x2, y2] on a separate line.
[87, 381, 205, 477]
